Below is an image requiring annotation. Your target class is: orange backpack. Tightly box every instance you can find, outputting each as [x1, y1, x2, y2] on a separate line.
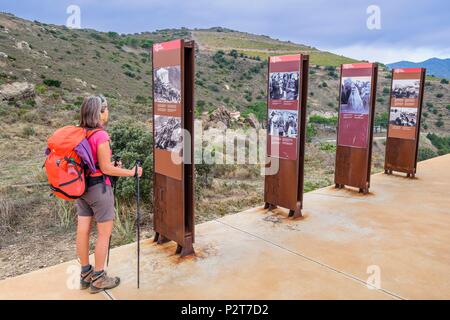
[44, 126, 101, 200]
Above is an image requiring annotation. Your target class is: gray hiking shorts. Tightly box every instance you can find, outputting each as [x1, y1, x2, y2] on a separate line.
[76, 183, 115, 223]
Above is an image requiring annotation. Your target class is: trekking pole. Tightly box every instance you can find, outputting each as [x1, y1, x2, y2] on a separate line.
[107, 156, 121, 267]
[135, 160, 142, 289]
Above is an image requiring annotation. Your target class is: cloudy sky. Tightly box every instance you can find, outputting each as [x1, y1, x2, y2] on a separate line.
[2, 0, 449, 63]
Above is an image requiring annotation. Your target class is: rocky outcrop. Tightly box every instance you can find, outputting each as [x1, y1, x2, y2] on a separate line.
[209, 106, 231, 127]
[0, 82, 35, 101]
[15, 41, 31, 51]
[245, 113, 260, 129]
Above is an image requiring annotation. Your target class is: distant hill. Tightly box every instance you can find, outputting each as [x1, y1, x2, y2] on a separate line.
[387, 58, 450, 79]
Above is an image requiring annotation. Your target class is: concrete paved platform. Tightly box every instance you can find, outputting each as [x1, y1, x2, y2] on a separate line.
[0, 155, 449, 299]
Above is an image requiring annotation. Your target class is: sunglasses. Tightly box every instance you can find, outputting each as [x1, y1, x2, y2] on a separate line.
[98, 95, 106, 104]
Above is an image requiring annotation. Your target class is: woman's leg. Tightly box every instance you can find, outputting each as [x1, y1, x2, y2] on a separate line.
[94, 220, 114, 272]
[76, 216, 93, 266]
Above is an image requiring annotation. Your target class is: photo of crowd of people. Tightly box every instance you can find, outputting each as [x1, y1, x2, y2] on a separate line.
[154, 66, 181, 103]
[268, 109, 298, 138]
[340, 76, 372, 114]
[389, 107, 418, 127]
[391, 79, 420, 99]
[154, 115, 183, 151]
[269, 71, 299, 100]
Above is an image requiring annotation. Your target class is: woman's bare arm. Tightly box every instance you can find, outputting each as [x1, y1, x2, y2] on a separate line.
[97, 141, 141, 177]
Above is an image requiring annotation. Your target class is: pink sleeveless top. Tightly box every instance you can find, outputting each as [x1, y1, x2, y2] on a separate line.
[88, 130, 112, 186]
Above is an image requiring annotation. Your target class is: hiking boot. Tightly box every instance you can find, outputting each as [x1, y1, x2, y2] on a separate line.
[89, 271, 120, 294]
[80, 266, 94, 290]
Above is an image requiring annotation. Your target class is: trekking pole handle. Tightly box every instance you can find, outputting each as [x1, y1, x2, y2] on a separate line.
[113, 155, 122, 167]
[135, 160, 142, 177]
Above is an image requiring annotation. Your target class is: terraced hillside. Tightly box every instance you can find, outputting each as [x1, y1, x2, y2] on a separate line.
[192, 28, 356, 66]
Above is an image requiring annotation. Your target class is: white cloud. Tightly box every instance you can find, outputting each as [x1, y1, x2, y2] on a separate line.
[325, 44, 450, 64]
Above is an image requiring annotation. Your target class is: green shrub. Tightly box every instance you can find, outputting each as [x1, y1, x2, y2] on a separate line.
[197, 100, 206, 108]
[249, 65, 260, 74]
[107, 31, 119, 39]
[306, 124, 317, 142]
[427, 133, 450, 155]
[24, 99, 36, 107]
[242, 101, 266, 122]
[208, 84, 219, 92]
[440, 78, 449, 84]
[213, 50, 233, 69]
[304, 180, 323, 193]
[309, 114, 337, 126]
[89, 32, 104, 41]
[35, 83, 47, 94]
[118, 36, 140, 48]
[319, 142, 336, 152]
[446, 105, 450, 111]
[374, 111, 389, 128]
[328, 71, 338, 78]
[229, 49, 238, 58]
[134, 95, 149, 104]
[140, 39, 154, 49]
[435, 119, 444, 127]
[195, 163, 214, 200]
[109, 122, 153, 205]
[124, 71, 136, 78]
[436, 93, 444, 98]
[418, 148, 437, 161]
[43, 79, 61, 87]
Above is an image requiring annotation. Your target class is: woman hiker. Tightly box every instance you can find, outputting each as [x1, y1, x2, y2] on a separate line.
[76, 95, 142, 294]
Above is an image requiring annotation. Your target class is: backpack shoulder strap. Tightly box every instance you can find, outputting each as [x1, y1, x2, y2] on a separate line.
[86, 128, 104, 140]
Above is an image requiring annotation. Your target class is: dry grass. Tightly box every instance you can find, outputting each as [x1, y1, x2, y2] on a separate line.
[54, 198, 76, 229]
[0, 197, 15, 233]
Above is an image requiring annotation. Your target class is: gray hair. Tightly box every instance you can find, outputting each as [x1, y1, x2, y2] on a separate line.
[79, 95, 108, 129]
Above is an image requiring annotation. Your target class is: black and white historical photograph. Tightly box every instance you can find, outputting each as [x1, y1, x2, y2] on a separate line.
[269, 71, 299, 100]
[154, 66, 181, 103]
[154, 115, 183, 151]
[389, 107, 418, 127]
[340, 76, 372, 114]
[391, 79, 420, 99]
[268, 109, 298, 138]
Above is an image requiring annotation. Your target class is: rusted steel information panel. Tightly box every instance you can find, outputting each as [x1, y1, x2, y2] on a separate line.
[335, 63, 378, 194]
[264, 54, 309, 218]
[152, 39, 195, 256]
[385, 68, 426, 178]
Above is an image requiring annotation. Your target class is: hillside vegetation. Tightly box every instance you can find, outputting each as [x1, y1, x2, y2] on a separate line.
[0, 13, 449, 280]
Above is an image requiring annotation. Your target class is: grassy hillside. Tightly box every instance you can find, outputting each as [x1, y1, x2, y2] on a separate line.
[0, 12, 449, 280]
[192, 29, 356, 66]
[0, 11, 449, 191]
